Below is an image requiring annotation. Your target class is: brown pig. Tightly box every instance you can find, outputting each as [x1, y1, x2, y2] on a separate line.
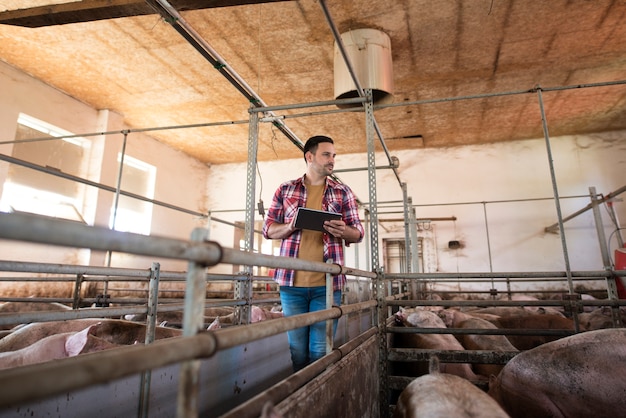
[0, 323, 121, 369]
[488, 328, 626, 418]
[438, 309, 518, 377]
[393, 357, 510, 418]
[394, 308, 484, 381]
[0, 318, 181, 353]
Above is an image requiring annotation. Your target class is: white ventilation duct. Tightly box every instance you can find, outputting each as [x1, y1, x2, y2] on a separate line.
[334, 28, 394, 109]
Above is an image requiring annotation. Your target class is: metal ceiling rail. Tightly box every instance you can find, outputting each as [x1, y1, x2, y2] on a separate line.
[146, 0, 304, 151]
[0, 119, 250, 146]
[377, 79, 626, 110]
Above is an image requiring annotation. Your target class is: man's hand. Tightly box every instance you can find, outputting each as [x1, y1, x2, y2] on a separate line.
[324, 219, 360, 243]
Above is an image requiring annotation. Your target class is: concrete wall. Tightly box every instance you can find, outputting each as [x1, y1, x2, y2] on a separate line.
[0, 60, 210, 279]
[1, 57, 625, 293]
[206, 131, 626, 294]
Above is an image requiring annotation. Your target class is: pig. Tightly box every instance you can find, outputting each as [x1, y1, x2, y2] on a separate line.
[393, 356, 510, 418]
[488, 312, 574, 350]
[0, 319, 181, 352]
[488, 328, 626, 418]
[251, 305, 284, 322]
[0, 301, 71, 330]
[394, 308, 484, 381]
[577, 306, 626, 330]
[126, 306, 237, 328]
[438, 309, 519, 377]
[466, 306, 532, 318]
[207, 316, 221, 330]
[0, 323, 121, 369]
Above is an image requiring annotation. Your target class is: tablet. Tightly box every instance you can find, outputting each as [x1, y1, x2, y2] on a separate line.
[294, 207, 342, 232]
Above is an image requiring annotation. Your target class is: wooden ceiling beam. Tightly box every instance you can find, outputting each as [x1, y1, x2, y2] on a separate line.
[0, 0, 287, 27]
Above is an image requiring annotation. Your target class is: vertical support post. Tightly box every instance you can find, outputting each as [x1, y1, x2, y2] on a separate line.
[589, 187, 621, 326]
[139, 262, 160, 418]
[404, 184, 420, 299]
[590, 186, 614, 271]
[176, 228, 209, 418]
[325, 260, 333, 355]
[238, 108, 260, 324]
[605, 200, 624, 248]
[145, 262, 161, 343]
[106, 131, 129, 280]
[364, 209, 371, 273]
[536, 87, 579, 332]
[482, 202, 497, 296]
[482, 202, 494, 273]
[72, 274, 83, 310]
[402, 184, 411, 273]
[363, 88, 387, 418]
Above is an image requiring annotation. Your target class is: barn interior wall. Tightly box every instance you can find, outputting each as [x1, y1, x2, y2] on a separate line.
[0, 60, 210, 277]
[1, 58, 625, 295]
[207, 130, 626, 294]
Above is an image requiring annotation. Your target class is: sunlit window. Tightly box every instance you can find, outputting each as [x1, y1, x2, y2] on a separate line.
[0, 114, 90, 222]
[109, 154, 156, 235]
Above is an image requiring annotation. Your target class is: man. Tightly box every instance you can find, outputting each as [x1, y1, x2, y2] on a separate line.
[262, 135, 364, 372]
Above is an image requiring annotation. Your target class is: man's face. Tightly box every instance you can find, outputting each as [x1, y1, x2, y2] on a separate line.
[308, 142, 336, 177]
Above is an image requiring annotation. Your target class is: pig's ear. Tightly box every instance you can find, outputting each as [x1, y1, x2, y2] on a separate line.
[65, 325, 97, 357]
[488, 374, 498, 389]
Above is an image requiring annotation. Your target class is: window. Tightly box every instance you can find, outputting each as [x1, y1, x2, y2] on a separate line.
[109, 155, 156, 235]
[0, 114, 90, 222]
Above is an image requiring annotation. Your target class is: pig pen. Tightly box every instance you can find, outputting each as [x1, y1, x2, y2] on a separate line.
[0, 308, 379, 418]
[383, 270, 626, 417]
[0, 212, 383, 418]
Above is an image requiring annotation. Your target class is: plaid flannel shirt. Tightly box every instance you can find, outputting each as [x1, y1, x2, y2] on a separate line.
[262, 174, 364, 290]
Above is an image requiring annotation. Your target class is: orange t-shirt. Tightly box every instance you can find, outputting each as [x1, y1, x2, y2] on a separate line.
[294, 183, 325, 286]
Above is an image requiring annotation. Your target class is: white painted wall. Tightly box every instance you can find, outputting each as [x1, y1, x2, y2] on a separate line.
[0, 60, 209, 276]
[1, 59, 625, 295]
[206, 131, 626, 294]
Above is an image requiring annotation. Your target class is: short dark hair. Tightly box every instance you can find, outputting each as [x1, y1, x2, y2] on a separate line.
[303, 135, 334, 161]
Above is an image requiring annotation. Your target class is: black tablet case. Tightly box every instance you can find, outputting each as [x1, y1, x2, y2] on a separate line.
[294, 207, 341, 232]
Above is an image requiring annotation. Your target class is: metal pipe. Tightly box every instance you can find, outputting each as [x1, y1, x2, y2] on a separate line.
[388, 326, 574, 338]
[376, 79, 626, 111]
[386, 299, 626, 308]
[0, 120, 249, 146]
[0, 260, 154, 276]
[545, 184, 626, 233]
[384, 270, 623, 280]
[0, 153, 206, 218]
[177, 228, 210, 417]
[0, 300, 376, 409]
[138, 262, 160, 418]
[536, 88, 575, 300]
[0, 332, 218, 408]
[388, 348, 518, 366]
[147, 0, 305, 151]
[0, 306, 149, 326]
[249, 96, 366, 113]
[0, 212, 377, 279]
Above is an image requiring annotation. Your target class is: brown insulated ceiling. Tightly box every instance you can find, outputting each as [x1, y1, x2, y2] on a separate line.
[0, 0, 625, 165]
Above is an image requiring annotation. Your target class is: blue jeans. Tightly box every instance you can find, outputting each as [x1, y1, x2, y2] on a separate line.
[280, 286, 341, 372]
